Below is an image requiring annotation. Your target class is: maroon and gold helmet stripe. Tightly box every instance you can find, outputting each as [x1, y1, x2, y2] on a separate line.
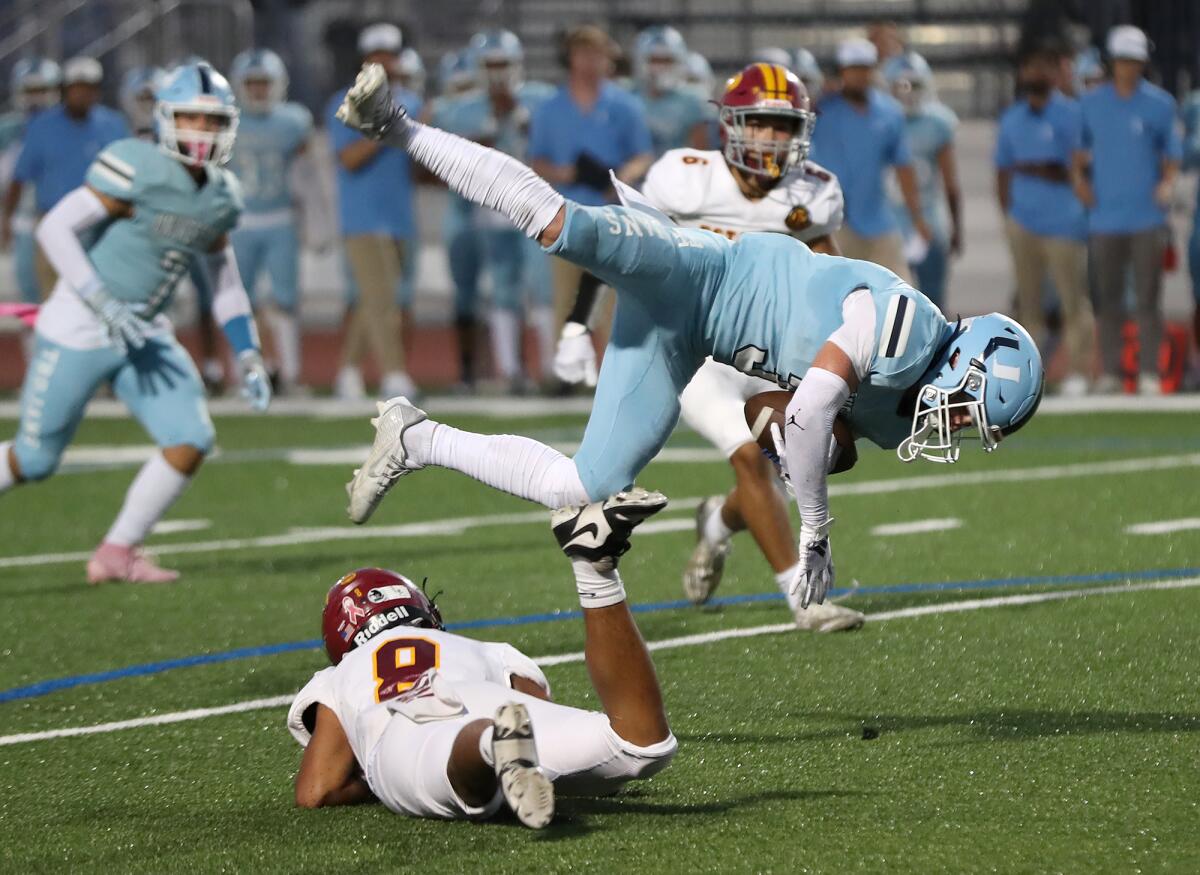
[755, 62, 791, 100]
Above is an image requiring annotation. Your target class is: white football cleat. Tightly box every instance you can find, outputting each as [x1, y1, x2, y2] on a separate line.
[345, 396, 427, 524]
[792, 598, 865, 633]
[682, 496, 732, 605]
[492, 702, 554, 829]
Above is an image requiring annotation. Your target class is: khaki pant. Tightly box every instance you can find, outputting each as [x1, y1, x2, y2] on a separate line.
[343, 235, 405, 373]
[1090, 228, 1164, 377]
[35, 236, 57, 300]
[833, 226, 912, 283]
[551, 255, 614, 340]
[1005, 218, 1094, 377]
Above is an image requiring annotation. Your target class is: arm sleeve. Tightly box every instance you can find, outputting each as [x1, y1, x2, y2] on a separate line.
[782, 367, 851, 529]
[826, 289, 877, 381]
[34, 186, 111, 299]
[207, 244, 260, 355]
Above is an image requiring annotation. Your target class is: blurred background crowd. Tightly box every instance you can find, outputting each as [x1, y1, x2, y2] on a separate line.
[1, 0, 1199, 398]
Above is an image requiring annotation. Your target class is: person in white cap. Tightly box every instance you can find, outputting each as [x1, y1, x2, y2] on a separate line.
[2, 56, 128, 297]
[1071, 25, 1182, 396]
[325, 23, 422, 400]
[809, 37, 927, 282]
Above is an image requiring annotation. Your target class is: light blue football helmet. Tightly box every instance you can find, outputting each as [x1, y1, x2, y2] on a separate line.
[397, 47, 426, 97]
[898, 313, 1045, 464]
[1073, 47, 1104, 95]
[792, 48, 824, 97]
[438, 50, 479, 96]
[154, 61, 239, 167]
[751, 47, 794, 69]
[682, 50, 714, 101]
[230, 48, 289, 111]
[120, 65, 165, 132]
[635, 26, 688, 90]
[10, 57, 62, 111]
[469, 29, 523, 91]
[882, 51, 934, 113]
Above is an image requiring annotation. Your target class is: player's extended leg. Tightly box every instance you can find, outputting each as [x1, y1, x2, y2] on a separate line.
[92, 335, 217, 584]
[263, 225, 304, 393]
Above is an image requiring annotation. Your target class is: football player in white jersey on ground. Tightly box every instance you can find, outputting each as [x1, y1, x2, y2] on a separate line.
[554, 62, 863, 632]
[290, 488, 676, 827]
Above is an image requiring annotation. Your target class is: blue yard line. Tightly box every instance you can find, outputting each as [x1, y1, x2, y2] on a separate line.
[2, 565, 1197, 705]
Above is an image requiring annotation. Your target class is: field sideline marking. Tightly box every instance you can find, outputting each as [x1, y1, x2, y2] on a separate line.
[3, 451, 1200, 571]
[1125, 518, 1200, 535]
[871, 518, 962, 537]
[1, 575, 1196, 748]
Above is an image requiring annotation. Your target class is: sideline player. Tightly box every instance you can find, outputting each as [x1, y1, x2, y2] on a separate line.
[338, 63, 1044, 609]
[289, 488, 676, 827]
[0, 62, 270, 583]
[555, 63, 860, 630]
[229, 48, 315, 395]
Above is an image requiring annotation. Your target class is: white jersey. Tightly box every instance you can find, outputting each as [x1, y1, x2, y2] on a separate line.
[640, 148, 844, 243]
[287, 627, 548, 768]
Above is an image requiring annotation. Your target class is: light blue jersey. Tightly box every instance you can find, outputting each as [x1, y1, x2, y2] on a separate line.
[85, 139, 241, 317]
[229, 102, 312, 216]
[892, 101, 956, 242]
[547, 203, 951, 497]
[633, 86, 706, 157]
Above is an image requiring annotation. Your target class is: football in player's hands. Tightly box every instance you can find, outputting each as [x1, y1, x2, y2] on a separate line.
[744, 389, 856, 472]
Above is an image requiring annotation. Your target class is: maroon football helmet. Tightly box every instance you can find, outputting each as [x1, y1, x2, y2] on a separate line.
[321, 567, 445, 665]
[718, 62, 814, 181]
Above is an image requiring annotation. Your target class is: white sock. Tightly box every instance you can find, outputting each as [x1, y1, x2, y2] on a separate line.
[776, 564, 801, 611]
[0, 441, 15, 494]
[394, 121, 564, 239]
[530, 306, 555, 375]
[413, 420, 589, 509]
[268, 310, 302, 385]
[573, 559, 626, 608]
[702, 498, 733, 544]
[105, 453, 192, 547]
[488, 309, 521, 380]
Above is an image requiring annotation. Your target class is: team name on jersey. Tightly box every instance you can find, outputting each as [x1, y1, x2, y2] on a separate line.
[600, 206, 702, 249]
[152, 212, 224, 249]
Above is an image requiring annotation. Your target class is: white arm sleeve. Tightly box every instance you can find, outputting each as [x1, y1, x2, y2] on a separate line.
[389, 119, 564, 239]
[782, 367, 851, 529]
[206, 244, 252, 326]
[826, 289, 877, 381]
[35, 187, 110, 299]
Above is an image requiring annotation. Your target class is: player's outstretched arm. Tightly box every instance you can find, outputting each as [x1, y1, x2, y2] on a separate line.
[295, 704, 375, 808]
[338, 63, 566, 247]
[207, 234, 270, 412]
[776, 342, 859, 609]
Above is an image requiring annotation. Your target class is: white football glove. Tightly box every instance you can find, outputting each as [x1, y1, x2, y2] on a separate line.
[553, 321, 598, 387]
[83, 288, 151, 355]
[336, 63, 406, 140]
[237, 350, 272, 412]
[790, 518, 835, 608]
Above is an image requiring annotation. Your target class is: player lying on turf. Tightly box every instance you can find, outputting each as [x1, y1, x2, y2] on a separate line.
[0, 62, 271, 584]
[337, 63, 1045, 610]
[289, 488, 676, 828]
[554, 62, 862, 632]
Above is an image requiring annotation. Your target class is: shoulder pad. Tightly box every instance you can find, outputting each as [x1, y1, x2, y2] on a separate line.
[86, 137, 162, 201]
[641, 148, 720, 217]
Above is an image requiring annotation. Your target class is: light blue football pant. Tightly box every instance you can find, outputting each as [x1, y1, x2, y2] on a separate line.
[231, 224, 301, 313]
[12, 334, 215, 481]
[446, 200, 551, 316]
[14, 231, 39, 304]
[546, 203, 725, 499]
[911, 237, 948, 310]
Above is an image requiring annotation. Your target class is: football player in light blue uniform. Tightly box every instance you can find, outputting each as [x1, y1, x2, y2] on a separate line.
[446, 29, 556, 391]
[0, 58, 61, 311]
[883, 52, 961, 308]
[681, 51, 721, 151]
[340, 67, 1045, 609]
[632, 26, 708, 157]
[0, 62, 271, 585]
[229, 49, 314, 393]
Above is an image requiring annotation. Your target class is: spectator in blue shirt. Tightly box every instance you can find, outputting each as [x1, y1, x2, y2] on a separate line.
[528, 24, 653, 334]
[809, 37, 926, 283]
[995, 43, 1094, 396]
[1072, 26, 1182, 395]
[328, 23, 421, 400]
[1, 56, 127, 298]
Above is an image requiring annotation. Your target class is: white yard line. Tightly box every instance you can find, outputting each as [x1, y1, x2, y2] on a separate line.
[151, 519, 212, 536]
[1125, 518, 1200, 535]
[2, 575, 1195, 748]
[3, 452, 1199, 571]
[871, 518, 962, 537]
